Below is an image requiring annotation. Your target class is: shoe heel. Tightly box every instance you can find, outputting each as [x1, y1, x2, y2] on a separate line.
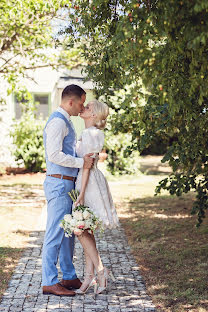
[93, 283, 98, 299]
[109, 271, 116, 282]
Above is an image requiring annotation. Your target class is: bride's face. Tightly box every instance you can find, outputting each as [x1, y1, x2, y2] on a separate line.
[79, 102, 95, 119]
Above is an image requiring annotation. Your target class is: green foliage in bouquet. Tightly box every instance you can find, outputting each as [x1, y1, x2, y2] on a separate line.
[62, 0, 208, 226]
[10, 101, 46, 172]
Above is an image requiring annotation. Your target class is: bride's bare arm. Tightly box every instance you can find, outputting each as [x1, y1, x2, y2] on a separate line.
[75, 153, 99, 206]
[75, 168, 90, 206]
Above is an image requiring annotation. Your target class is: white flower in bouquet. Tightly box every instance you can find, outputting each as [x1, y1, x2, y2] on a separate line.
[85, 219, 92, 229]
[72, 210, 83, 220]
[69, 218, 77, 227]
[64, 214, 72, 222]
[74, 228, 83, 236]
[83, 210, 91, 220]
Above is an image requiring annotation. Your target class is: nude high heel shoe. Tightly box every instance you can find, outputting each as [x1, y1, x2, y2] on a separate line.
[96, 267, 116, 295]
[75, 273, 97, 295]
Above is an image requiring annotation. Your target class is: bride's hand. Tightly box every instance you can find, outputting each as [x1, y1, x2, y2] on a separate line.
[75, 194, 84, 207]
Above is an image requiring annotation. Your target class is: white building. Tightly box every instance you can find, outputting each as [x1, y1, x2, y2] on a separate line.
[0, 65, 96, 167]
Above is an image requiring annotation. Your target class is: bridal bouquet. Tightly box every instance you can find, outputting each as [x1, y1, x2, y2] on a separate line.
[60, 190, 103, 237]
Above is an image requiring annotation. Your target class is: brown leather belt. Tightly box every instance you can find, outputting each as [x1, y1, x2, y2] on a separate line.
[47, 174, 77, 182]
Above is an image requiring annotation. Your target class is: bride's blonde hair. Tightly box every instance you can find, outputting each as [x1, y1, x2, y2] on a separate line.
[90, 100, 109, 129]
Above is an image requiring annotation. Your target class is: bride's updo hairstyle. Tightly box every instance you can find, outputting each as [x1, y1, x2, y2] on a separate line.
[91, 100, 109, 130]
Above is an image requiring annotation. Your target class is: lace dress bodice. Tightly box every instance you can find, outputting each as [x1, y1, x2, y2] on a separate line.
[76, 126, 104, 164]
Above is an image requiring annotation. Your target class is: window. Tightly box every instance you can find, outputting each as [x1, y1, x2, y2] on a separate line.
[34, 94, 49, 119]
[15, 96, 28, 119]
[15, 93, 50, 119]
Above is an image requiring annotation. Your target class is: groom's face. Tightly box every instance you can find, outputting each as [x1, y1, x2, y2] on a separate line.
[71, 94, 86, 116]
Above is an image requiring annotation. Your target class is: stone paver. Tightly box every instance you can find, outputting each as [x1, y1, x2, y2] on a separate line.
[0, 211, 156, 312]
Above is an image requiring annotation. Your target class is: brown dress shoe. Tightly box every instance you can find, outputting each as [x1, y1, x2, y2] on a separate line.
[42, 282, 76, 296]
[60, 278, 82, 290]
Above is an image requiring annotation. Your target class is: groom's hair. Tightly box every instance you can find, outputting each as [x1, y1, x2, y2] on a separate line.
[62, 84, 86, 100]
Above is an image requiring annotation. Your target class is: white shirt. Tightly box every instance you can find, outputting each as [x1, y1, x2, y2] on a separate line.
[45, 107, 84, 169]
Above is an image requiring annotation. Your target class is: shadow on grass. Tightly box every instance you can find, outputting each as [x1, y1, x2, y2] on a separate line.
[119, 194, 208, 312]
[0, 246, 23, 297]
[13, 229, 30, 236]
[139, 165, 172, 176]
[0, 184, 42, 188]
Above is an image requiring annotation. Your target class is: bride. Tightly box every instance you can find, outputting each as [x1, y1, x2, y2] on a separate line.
[73, 99, 119, 295]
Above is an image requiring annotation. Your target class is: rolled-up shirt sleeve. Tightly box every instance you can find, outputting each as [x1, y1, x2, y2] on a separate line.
[45, 118, 84, 168]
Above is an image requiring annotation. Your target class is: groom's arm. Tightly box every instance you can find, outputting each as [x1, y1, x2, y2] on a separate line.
[45, 118, 84, 168]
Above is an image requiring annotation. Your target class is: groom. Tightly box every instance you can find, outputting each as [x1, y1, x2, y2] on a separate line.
[42, 84, 94, 296]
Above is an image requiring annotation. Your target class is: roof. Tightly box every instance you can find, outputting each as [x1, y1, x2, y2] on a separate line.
[57, 76, 95, 90]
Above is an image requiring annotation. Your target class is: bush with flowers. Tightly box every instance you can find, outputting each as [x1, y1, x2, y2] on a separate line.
[60, 190, 103, 237]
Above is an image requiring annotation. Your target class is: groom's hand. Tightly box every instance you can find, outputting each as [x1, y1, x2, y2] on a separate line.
[83, 153, 94, 169]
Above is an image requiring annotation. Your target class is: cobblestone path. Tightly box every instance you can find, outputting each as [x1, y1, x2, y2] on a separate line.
[0, 221, 156, 312]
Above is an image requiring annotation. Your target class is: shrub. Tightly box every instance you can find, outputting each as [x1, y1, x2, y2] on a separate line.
[10, 103, 46, 172]
[104, 131, 140, 175]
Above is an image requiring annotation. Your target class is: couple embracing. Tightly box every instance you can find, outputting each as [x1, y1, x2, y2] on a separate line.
[42, 84, 119, 296]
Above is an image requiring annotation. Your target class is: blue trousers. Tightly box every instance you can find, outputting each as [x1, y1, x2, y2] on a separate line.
[42, 176, 77, 286]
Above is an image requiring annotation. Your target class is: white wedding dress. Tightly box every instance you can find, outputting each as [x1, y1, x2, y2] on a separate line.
[75, 126, 120, 229]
